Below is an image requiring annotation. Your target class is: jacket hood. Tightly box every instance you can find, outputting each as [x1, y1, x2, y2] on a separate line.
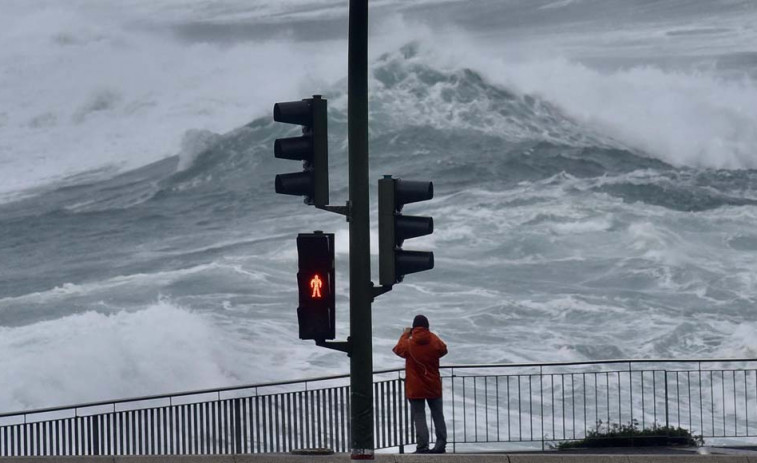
[410, 327, 432, 345]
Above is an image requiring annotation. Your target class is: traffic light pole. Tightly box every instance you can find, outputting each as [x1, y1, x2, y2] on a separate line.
[274, 0, 431, 456]
[347, 0, 374, 459]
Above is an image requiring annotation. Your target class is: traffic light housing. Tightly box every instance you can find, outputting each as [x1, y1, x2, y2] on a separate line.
[297, 232, 335, 340]
[274, 95, 329, 207]
[378, 176, 434, 286]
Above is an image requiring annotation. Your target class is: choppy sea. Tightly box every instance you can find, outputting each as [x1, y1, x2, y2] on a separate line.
[2, 0, 757, 413]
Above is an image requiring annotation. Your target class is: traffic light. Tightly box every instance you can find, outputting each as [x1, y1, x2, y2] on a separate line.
[378, 176, 434, 286]
[273, 95, 329, 207]
[297, 232, 335, 340]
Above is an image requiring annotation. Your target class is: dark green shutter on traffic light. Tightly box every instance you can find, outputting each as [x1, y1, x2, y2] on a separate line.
[378, 176, 434, 286]
[273, 96, 329, 207]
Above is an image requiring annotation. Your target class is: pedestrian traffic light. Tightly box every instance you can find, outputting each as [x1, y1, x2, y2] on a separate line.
[273, 95, 329, 207]
[297, 231, 335, 340]
[378, 176, 434, 286]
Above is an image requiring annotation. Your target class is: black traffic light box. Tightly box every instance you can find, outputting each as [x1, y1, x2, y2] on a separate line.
[296, 232, 335, 340]
[273, 95, 329, 207]
[378, 176, 434, 286]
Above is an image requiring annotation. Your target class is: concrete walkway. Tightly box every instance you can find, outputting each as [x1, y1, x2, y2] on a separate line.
[2, 450, 757, 463]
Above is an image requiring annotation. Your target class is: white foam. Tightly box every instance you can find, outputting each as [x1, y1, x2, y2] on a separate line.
[0, 260, 270, 306]
[539, 0, 581, 10]
[0, 298, 353, 412]
[0, 301, 235, 411]
[717, 322, 757, 358]
[177, 129, 222, 171]
[407, 32, 757, 168]
[549, 216, 614, 235]
[0, 2, 347, 196]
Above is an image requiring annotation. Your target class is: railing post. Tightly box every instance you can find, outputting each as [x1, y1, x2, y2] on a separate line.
[628, 362, 633, 431]
[399, 382, 404, 458]
[664, 370, 669, 429]
[397, 372, 404, 454]
[698, 362, 703, 437]
[451, 367, 455, 454]
[234, 399, 242, 454]
[540, 365, 544, 452]
[92, 416, 100, 456]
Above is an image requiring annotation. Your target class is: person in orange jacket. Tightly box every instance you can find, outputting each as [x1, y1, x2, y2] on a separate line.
[392, 314, 448, 454]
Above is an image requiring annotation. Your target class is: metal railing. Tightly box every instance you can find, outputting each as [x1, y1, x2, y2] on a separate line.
[443, 358, 757, 451]
[2, 358, 757, 456]
[0, 369, 409, 457]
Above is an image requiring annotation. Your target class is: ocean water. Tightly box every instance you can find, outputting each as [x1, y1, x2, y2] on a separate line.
[1, 0, 757, 414]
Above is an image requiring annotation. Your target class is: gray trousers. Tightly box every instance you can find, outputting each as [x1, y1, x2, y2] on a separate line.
[410, 398, 447, 450]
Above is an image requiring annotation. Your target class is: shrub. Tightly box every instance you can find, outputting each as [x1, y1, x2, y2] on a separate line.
[555, 420, 704, 450]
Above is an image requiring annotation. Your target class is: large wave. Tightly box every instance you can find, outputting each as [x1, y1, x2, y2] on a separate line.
[3, 0, 757, 414]
[2, 40, 756, 307]
[2, 2, 756, 203]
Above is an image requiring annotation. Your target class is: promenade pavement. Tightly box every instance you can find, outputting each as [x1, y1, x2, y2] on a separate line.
[4, 447, 757, 463]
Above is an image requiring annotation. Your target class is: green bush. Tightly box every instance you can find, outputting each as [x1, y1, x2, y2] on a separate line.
[555, 420, 704, 450]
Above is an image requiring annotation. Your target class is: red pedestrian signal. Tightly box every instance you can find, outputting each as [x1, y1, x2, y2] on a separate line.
[310, 274, 324, 299]
[296, 232, 335, 340]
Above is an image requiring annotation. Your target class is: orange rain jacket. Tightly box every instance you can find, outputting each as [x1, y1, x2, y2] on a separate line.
[392, 327, 448, 399]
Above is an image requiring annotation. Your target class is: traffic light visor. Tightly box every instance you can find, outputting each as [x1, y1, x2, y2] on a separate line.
[274, 135, 313, 161]
[273, 100, 312, 126]
[395, 215, 433, 244]
[275, 172, 313, 197]
[396, 250, 434, 278]
[395, 180, 433, 210]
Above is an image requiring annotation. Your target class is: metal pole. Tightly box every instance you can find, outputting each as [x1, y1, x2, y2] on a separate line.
[664, 371, 669, 429]
[348, 0, 374, 459]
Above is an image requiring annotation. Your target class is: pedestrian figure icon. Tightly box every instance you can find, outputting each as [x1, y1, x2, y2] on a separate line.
[310, 274, 323, 299]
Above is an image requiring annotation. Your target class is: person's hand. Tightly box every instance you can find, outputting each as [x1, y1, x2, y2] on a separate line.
[403, 327, 412, 335]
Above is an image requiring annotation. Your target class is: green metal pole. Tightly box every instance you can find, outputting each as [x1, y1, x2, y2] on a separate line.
[348, 0, 373, 459]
